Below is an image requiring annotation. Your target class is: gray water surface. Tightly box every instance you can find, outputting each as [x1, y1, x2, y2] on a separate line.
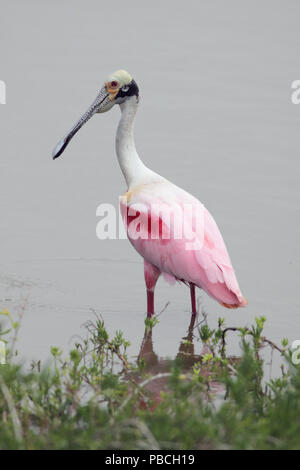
[0, 1, 299, 364]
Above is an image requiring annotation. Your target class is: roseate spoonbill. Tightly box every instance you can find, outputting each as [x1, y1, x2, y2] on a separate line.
[52, 70, 247, 317]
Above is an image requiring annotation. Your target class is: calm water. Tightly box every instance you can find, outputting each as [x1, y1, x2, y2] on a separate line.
[0, 1, 299, 365]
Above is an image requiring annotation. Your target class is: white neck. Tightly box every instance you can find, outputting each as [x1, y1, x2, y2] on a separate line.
[116, 96, 162, 189]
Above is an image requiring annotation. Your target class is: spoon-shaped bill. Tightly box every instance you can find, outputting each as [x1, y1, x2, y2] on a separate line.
[52, 86, 113, 160]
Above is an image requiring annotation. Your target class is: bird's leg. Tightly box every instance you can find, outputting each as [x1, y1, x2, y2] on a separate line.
[189, 283, 197, 316]
[144, 260, 161, 317]
[147, 290, 155, 317]
[138, 327, 158, 369]
[176, 310, 198, 365]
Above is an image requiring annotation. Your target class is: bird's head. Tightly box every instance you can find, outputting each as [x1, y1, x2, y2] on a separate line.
[52, 69, 139, 160]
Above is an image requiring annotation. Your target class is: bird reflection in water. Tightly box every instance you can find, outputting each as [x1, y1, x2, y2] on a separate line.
[135, 313, 224, 407]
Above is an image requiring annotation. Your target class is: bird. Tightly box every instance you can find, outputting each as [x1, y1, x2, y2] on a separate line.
[52, 69, 247, 318]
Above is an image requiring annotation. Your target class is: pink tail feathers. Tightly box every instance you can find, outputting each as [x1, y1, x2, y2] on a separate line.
[191, 262, 247, 309]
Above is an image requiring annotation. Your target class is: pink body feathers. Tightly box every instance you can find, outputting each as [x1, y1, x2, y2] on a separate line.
[120, 181, 247, 311]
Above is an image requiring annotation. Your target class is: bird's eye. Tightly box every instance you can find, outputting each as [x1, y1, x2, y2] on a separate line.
[121, 85, 129, 92]
[110, 81, 118, 88]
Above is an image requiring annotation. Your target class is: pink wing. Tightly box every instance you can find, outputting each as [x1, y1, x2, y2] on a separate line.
[120, 183, 247, 308]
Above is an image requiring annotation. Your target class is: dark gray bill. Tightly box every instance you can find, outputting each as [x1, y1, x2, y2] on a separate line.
[52, 86, 111, 160]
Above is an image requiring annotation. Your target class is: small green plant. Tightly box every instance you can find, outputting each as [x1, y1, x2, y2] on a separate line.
[0, 308, 18, 341]
[0, 309, 299, 450]
[144, 315, 159, 331]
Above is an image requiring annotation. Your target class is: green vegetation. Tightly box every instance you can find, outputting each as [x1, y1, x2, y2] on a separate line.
[0, 308, 300, 450]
